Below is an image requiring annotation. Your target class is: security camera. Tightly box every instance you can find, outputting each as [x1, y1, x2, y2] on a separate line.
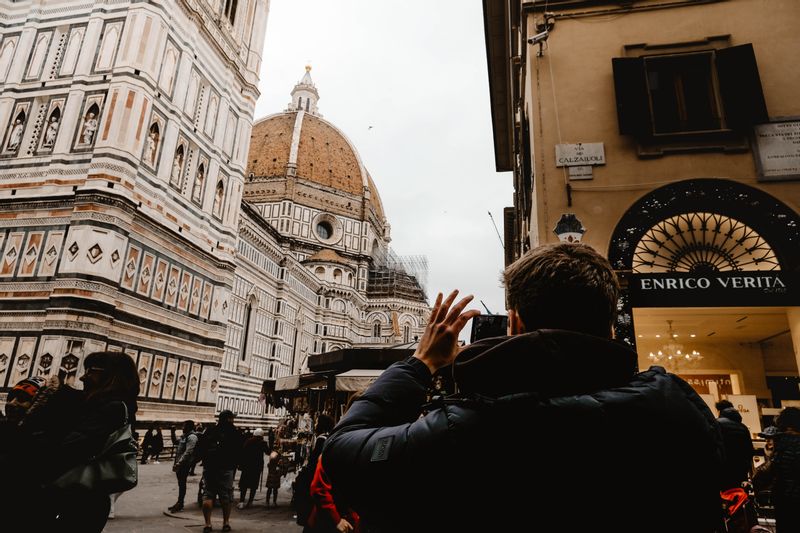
[528, 30, 549, 45]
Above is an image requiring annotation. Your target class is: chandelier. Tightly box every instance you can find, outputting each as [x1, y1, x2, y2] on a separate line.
[648, 320, 703, 368]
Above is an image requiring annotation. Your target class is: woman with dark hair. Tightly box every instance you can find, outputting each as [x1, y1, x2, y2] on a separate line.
[10, 350, 140, 532]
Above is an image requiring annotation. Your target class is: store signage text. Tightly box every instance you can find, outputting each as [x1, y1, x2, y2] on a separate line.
[629, 272, 796, 308]
[639, 275, 786, 291]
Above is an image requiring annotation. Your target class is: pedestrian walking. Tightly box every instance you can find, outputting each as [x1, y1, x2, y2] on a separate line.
[168, 419, 198, 513]
[323, 243, 726, 533]
[237, 428, 269, 509]
[195, 409, 243, 533]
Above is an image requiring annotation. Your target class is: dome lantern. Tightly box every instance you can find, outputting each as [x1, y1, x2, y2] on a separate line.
[289, 65, 320, 115]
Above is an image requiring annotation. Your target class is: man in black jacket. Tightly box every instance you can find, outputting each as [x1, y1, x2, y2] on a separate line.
[323, 243, 725, 533]
[715, 399, 754, 489]
[197, 410, 243, 533]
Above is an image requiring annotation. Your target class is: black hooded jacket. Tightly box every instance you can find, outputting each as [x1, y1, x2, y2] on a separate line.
[716, 407, 754, 488]
[323, 330, 725, 533]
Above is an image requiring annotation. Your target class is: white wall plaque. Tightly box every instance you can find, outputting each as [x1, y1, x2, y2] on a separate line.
[754, 119, 800, 181]
[568, 165, 593, 180]
[726, 394, 762, 437]
[555, 142, 605, 167]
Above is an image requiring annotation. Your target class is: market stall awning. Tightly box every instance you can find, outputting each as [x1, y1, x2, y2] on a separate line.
[275, 371, 330, 391]
[335, 369, 384, 392]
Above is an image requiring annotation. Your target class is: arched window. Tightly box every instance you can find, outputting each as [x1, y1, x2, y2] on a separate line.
[347, 272, 353, 286]
[333, 269, 342, 284]
[213, 180, 225, 219]
[240, 297, 255, 361]
[314, 266, 325, 279]
[373, 321, 381, 338]
[224, 0, 238, 23]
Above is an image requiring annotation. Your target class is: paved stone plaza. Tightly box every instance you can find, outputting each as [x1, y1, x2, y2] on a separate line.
[103, 462, 299, 533]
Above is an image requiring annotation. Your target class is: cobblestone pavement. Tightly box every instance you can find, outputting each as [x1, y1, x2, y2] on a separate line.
[103, 462, 301, 533]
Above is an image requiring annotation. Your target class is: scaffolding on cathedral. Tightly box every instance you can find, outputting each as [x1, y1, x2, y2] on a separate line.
[369, 248, 429, 301]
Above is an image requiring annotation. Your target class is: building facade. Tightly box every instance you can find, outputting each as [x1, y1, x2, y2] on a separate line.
[0, 0, 268, 423]
[484, 0, 800, 412]
[0, 0, 428, 426]
[222, 70, 429, 426]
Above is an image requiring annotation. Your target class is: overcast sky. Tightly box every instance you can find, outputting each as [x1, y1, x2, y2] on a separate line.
[254, 0, 514, 337]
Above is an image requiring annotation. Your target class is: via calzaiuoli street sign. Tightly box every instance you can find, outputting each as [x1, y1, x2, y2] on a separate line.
[555, 142, 605, 167]
[630, 271, 797, 307]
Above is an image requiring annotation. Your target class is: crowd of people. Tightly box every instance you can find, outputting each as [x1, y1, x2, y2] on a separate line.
[1, 243, 800, 533]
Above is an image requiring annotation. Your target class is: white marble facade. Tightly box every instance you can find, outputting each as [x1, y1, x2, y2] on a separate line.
[0, 0, 428, 427]
[0, 0, 268, 424]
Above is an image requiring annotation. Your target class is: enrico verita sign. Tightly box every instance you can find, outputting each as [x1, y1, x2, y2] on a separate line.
[629, 272, 796, 307]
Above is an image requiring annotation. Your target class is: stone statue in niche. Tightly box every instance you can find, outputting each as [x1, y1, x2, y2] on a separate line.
[81, 112, 98, 144]
[41, 110, 61, 148]
[171, 145, 185, 186]
[192, 163, 205, 203]
[147, 123, 160, 165]
[7, 115, 25, 151]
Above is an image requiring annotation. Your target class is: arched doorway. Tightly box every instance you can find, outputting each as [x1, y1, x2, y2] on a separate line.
[608, 178, 800, 412]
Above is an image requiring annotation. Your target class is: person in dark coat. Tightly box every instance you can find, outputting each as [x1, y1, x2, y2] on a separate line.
[237, 428, 269, 508]
[323, 243, 725, 533]
[771, 407, 800, 533]
[196, 409, 244, 532]
[715, 399, 755, 489]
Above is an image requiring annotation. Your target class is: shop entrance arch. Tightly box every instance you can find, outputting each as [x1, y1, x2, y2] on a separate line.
[608, 178, 800, 411]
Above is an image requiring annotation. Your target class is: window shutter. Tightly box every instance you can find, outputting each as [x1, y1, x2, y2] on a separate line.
[612, 57, 651, 136]
[716, 44, 768, 130]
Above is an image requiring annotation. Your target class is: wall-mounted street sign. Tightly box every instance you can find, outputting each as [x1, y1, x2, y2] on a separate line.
[629, 271, 796, 307]
[568, 165, 593, 180]
[555, 142, 605, 167]
[754, 119, 800, 182]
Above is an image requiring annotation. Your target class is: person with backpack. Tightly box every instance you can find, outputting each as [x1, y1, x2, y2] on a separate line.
[168, 420, 198, 513]
[196, 410, 243, 533]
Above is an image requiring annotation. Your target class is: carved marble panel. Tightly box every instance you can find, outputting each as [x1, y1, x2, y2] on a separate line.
[177, 271, 192, 312]
[137, 351, 152, 394]
[161, 357, 178, 400]
[59, 26, 85, 77]
[187, 362, 202, 403]
[18, 231, 44, 277]
[94, 21, 124, 72]
[158, 40, 179, 97]
[0, 35, 19, 83]
[189, 277, 203, 316]
[175, 360, 190, 401]
[151, 259, 168, 302]
[148, 354, 165, 398]
[136, 252, 155, 297]
[198, 365, 219, 403]
[164, 265, 181, 307]
[25, 31, 53, 80]
[200, 281, 213, 319]
[121, 244, 141, 291]
[1, 231, 25, 277]
[0, 337, 16, 387]
[9, 337, 37, 385]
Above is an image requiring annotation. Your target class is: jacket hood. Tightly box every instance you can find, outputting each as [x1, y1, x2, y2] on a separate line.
[453, 329, 638, 398]
[719, 407, 743, 423]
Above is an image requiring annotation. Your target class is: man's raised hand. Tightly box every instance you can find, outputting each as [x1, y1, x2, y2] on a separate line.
[413, 290, 480, 374]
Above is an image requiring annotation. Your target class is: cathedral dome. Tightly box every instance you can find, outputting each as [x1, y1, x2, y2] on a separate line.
[247, 68, 385, 223]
